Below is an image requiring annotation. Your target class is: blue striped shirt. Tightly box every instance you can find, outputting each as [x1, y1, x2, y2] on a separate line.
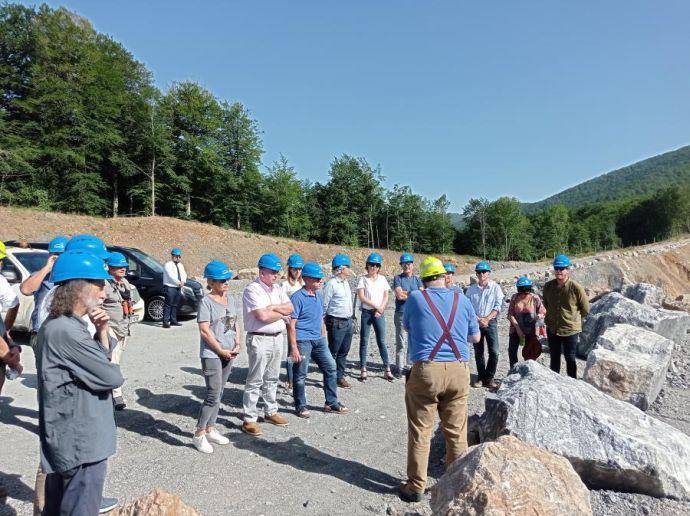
[465, 281, 504, 317]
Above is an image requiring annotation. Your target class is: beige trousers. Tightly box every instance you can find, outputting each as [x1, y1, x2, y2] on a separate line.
[404, 360, 470, 492]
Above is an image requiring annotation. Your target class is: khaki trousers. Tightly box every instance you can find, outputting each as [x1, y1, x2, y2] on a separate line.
[110, 331, 127, 399]
[404, 361, 470, 492]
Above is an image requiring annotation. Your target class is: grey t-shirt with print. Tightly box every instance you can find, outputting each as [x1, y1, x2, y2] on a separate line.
[197, 294, 238, 359]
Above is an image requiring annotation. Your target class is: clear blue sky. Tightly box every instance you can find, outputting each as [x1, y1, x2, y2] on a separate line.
[24, 0, 690, 211]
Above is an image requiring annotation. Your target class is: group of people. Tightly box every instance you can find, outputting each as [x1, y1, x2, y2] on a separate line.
[0, 233, 591, 513]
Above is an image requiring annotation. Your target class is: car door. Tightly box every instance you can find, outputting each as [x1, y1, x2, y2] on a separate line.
[0, 253, 34, 332]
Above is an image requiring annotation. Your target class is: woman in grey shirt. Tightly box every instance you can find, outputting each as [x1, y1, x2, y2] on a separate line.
[193, 260, 240, 454]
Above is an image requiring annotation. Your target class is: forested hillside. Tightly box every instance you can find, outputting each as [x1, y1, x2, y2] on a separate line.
[523, 145, 690, 213]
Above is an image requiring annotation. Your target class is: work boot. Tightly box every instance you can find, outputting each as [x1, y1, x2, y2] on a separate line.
[471, 379, 484, 388]
[171, 321, 182, 327]
[241, 422, 263, 436]
[399, 482, 423, 503]
[113, 396, 126, 411]
[264, 413, 289, 427]
[162, 322, 170, 329]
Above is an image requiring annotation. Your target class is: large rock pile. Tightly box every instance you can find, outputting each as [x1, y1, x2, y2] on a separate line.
[431, 435, 592, 515]
[480, 361, 690, 500]
[583, 324, 674, 410]
[578, 292, 690, 357]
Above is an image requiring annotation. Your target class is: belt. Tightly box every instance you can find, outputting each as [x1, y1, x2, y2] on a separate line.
[248, 331, 281, 337]
[325, 315, 351, 321]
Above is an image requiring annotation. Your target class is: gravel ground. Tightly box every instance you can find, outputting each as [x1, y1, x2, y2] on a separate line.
[1, 281, 689, 515]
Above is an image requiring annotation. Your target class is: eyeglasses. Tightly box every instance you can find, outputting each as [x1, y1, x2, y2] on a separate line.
[554, 267, 567, 271]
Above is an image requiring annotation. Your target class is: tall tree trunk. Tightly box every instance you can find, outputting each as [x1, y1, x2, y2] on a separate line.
[112, 173, 119, 217]
[150, 154, 156, 216]
[186, 192, 191, 217]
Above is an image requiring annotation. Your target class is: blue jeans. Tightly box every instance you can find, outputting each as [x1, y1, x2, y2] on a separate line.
[292, 338, 338, 411]
[359, 309, 389, 369]
[163, 285, 181, 324]
[473, 319, 499, 381]
[325, 315, 353, 380]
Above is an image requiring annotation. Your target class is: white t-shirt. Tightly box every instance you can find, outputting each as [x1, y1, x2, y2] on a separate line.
[357, 275, 390, 311]
[281, 279, 304, 299]
[0, 275, 19, 310]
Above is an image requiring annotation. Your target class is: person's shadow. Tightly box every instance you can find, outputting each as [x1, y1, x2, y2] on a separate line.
[0, 470, 35, 516]
[0, 397, 38, 435]
[227, 434, 399, 494]
[114, 388, 198, 448]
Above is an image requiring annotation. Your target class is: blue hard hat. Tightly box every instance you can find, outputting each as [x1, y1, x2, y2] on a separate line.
[171, 247, 182, 256]
[400, 252, 414, 264]
[332, 253, 351, 268]
[204, 260, 234, 280]
[475, 261, 491, 272]
[258, 253, 282, 272]
[48, 236, 69, 254]
[65, 234, 109, 260]
[51, 250, 112, 284]
[286, 254, 305, 269]
[444, 262, 456, 274]
[516, 276, 533, 288]
[106, 252, 129, 268]
[366, 252, 383, 265]
[553, 254, 571, 268]
[302, 262, 325, 279]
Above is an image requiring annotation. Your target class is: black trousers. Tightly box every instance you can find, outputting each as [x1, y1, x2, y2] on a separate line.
[473, 320, 499, 381]
[547, 332, 579, 378]
[44, 459, 107, 516]
[163, 285, 182, 324]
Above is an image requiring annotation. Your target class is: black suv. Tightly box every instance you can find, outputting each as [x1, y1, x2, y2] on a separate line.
[3, 241, 203, 322]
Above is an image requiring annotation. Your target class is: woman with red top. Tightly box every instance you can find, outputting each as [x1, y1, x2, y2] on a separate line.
[507, 277, 546, 369]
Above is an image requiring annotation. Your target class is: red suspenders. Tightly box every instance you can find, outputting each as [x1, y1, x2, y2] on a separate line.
[421, 290, 462, 361]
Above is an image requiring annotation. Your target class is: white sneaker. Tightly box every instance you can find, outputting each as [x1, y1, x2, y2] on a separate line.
[192, 434, 214, 454]
[205, 428, 229, 445]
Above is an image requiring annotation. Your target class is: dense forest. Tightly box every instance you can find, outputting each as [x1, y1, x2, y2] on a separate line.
[1, 4, 688, 261]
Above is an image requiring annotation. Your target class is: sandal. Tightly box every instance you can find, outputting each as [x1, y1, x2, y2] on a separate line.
[324, 403, 350, 414]
[384, 370, 395, 382]
[296, 408, 311, 419]
[359, 370, 367, 382]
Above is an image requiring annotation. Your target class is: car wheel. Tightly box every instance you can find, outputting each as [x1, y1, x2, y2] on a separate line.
[146, 296, 165, 322]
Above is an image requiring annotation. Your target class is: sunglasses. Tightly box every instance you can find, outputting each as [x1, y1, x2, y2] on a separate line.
[476, 270, 489, 274]
[366, 263, 381, 268]
[213, 279, 230, 284]
[554, 267, 567, 271]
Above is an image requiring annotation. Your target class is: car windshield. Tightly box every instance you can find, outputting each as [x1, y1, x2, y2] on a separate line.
[13, 252, 49, 273]
[127, 249, 164, 273]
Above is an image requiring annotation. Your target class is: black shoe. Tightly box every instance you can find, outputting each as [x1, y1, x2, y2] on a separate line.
[113, 396, 126, 411]
[399, 482, 423, 503]
[99, 496, 118, 513]
[162, 322, 170, 328]
[171, 321, 182, 327]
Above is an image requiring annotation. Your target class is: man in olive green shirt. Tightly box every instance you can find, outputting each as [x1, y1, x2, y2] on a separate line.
[542, 254, 590, 378]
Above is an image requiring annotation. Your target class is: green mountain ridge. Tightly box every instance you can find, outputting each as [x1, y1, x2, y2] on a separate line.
[523, 145, 690, 214]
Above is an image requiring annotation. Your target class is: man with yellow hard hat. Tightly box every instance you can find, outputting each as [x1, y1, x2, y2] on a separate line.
[399, 257, 480, 503]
